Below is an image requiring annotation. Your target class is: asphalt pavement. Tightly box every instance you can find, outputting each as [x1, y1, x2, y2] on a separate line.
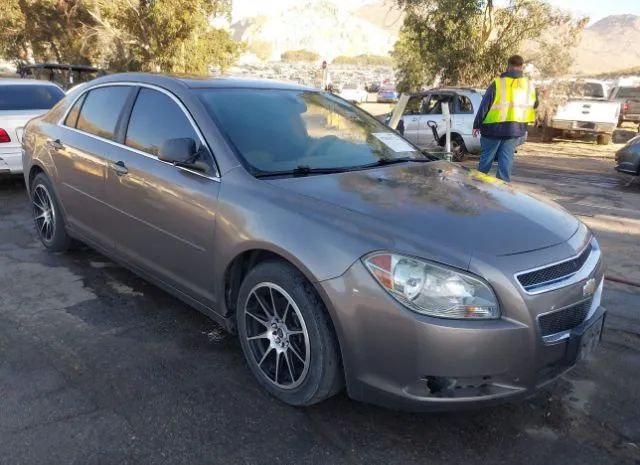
[1, 154, 639, 465]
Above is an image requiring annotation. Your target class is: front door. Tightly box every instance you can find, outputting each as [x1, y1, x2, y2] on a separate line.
[399, 95, 423, 146]
[104, 87, 220, 306]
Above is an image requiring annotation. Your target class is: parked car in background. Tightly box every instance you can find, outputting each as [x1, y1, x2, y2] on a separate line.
[23, 73, 606, 411]
[614, 135, 640, 176]
[609, 84, 640, 127]
[391, 88, 485, 159]
[366, 82, 381, 93]
[338, 82, 368, 103]
[377, 85, 399, 103]
[545, 79, 619, 145]
[0, 79, 64, 174]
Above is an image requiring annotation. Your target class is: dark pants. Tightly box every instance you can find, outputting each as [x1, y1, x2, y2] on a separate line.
[478, 136, 519, 182]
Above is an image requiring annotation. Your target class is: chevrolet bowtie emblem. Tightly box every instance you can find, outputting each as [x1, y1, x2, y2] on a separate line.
[583, 278, 596, 297]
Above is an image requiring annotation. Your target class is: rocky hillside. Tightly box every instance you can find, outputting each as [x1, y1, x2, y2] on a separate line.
[574, 15, 640, 74]
[232, 1, 640, 76]
[230, 0, 395, 61]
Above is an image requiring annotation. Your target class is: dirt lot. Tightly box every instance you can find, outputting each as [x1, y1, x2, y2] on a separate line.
[1, 140, 639, 465]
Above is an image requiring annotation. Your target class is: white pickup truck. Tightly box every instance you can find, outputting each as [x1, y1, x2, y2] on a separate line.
[546, 79, 620, 145]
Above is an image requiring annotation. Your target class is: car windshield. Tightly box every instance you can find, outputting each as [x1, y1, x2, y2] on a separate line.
[0, 84, 65, 110]
[197, 88, 423, 174]
[616, 87, 640, 99]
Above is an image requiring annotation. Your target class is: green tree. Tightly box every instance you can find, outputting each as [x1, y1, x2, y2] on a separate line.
[91, 0, 242, 73]
[280, 49, 319, 63]
[0, 0, 242, 74]
[0, 0, 100, 66]
[393, 0, 588, 91]
[247, 40, 274, 61]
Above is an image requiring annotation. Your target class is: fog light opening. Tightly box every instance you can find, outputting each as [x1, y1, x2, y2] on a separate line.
[424, 376, 455, 394]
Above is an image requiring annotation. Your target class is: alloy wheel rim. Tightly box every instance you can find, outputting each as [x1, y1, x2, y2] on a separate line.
[243, 282, 310, 390]
[32, 184, 56, 243]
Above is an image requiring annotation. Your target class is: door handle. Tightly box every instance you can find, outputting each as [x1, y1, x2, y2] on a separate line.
[110, 160, 128, 176]
[46, 138, 64, 150]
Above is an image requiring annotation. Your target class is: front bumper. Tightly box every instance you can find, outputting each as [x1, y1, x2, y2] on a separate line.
[0, 147, 24, 174]
[319, 257, 605, 412]
[622, 113, 640, 122]
[615, 150, 640, 175]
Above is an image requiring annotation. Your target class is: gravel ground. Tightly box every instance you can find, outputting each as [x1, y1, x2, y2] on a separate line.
[0, 152, 639, 465]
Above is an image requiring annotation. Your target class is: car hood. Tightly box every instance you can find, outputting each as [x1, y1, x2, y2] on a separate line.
[265, 161, 579, 262]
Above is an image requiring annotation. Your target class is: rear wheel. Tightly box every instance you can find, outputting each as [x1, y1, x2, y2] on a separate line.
[30, 173, 71, 252]
[597, 133, 612, 145]
[439, 134, 467, 162]
[236, 260, 343, 406]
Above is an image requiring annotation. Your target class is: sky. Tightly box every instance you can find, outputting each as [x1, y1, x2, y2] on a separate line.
[544, 0, 640, 23]
[232, 0, 640, 24]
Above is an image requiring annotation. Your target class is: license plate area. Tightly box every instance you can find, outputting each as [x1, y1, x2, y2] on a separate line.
[565, 312, 605, 364]
[576, 121, 595, 129]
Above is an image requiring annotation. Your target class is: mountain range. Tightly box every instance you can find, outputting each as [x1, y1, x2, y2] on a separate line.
[230, 1, 640, 75]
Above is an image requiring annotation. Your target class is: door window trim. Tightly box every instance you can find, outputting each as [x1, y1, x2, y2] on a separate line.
[58, 82, 220, 180]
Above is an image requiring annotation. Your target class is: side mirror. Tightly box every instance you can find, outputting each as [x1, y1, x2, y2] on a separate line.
[158, 137, 209, 173]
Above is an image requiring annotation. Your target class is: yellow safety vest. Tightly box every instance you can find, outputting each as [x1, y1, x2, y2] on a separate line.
[483, 77, 536, 124]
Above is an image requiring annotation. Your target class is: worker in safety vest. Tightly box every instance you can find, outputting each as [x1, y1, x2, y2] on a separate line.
[472, 55, 537, 182]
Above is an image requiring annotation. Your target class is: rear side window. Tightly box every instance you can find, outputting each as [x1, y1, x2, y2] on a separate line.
[76, 87, 131, 140]
[64, 94, 86, 128]
[0, 84, 64, 110]
[125, 88, 198, 156]
[457, 95, 474, 114]
[616, 87, 640, 99]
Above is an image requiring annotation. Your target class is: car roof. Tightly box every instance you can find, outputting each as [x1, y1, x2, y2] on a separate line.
[90, 73, 314, 91]
[0, 78, 63, 87]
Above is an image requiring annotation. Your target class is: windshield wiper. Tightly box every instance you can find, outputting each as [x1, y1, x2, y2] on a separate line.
[355, 157, 432, 169]
[254, 165, 351, 178]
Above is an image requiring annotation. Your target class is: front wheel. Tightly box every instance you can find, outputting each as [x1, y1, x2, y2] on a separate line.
[30, 173, 71, 252]
[236, 260, 343, 406]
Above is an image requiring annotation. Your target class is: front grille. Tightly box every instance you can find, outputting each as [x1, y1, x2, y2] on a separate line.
[517, 244, 592, 291]
[538, 299, 592, 337]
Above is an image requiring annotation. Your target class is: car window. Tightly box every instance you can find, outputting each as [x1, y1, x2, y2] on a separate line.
[125, 88, 198, 156]
[76, 87, 131, 140]
[64, 93, 86, 128]
[0, 84, 64, 111]
[403, 96, 423, 115]
[421, 94, 453, 115]
[569, 82, 604, 99]
[197, 89, 423, 173]
[615, 87, 640, 99]
[456, 95, 474, 114]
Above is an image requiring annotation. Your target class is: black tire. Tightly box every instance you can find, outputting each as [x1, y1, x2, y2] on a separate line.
[236, 260, 343, 406]
[597, 133, 612, 145]
[30, 172, 71, 252]
[439, 134, 467, 162]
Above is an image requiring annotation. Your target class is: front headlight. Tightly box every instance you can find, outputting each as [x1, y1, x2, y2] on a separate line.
[363, 252, 500, 319]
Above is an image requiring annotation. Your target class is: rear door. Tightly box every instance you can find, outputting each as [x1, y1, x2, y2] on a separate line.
[452, 94, 475, 137]
[104, 86, 220, 305]
[53, 85, 134, 247]
[417, 93, 454, 147]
